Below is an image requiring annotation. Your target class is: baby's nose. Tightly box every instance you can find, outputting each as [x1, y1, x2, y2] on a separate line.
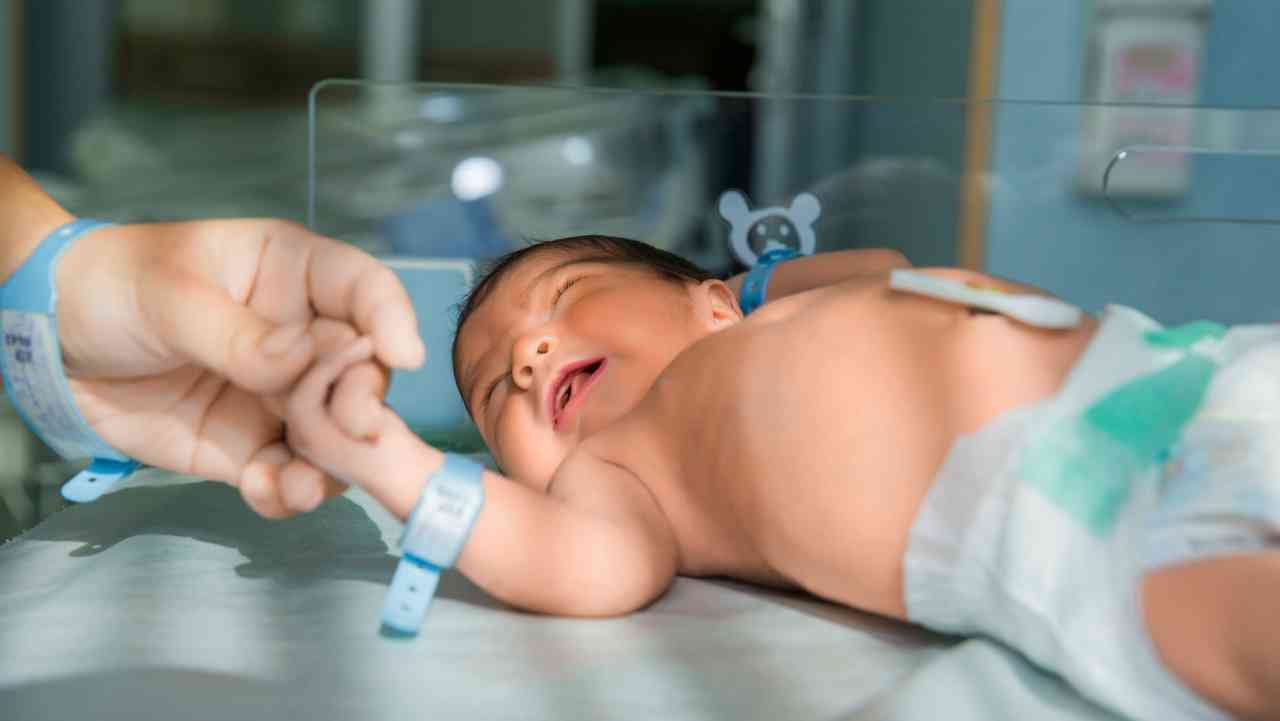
[513, 335, 556, 389]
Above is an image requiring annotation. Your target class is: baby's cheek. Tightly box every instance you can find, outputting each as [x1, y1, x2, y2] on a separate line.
[491, 415, 530, 479]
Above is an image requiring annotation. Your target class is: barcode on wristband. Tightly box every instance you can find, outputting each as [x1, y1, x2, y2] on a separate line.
[1, 310, 102, 460]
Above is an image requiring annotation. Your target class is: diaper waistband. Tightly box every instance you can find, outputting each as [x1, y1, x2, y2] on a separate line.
[1051, 305, 1170, 416]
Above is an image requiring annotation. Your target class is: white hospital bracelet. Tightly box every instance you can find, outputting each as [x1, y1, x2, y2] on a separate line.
[381, 453, 486, 636]
[0, 219, 140, 502]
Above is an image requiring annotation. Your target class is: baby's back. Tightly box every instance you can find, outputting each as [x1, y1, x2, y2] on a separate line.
[588, 272, 1096, 619]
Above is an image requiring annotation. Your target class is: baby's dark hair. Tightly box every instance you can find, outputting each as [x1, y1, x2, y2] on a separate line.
[453, 235, 714, 359]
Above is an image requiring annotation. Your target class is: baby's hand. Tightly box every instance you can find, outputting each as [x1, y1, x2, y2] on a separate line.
[282, 337, 403, 503]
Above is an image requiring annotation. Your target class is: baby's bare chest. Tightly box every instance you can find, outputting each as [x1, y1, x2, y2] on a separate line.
[600, 289, 1092, 616]
[602, 300, 964, 613]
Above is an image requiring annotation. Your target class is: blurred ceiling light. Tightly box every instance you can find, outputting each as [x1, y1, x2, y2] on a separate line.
[563, 136, 595, 166]
[451, 157, 504, 200]
[420, 96, 463, 122]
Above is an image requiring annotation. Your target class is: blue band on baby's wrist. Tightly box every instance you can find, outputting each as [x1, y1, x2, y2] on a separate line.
[738, 247, 799, 316]
[0, 219, 140, 502]
[381, 453, 486, 637]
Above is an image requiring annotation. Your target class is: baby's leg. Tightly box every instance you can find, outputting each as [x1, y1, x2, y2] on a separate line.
[1143, 552, 1280, 721]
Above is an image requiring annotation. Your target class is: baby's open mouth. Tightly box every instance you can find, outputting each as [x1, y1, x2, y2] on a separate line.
[551, 358, 605, 429]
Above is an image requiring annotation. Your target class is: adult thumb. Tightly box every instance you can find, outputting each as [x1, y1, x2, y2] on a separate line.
[156, 276, 316, 395]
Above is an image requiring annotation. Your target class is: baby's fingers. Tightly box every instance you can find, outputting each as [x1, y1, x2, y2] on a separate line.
[262, 318, 367, 420]
[286, 337, 375, 461]
[288, 337, 375, 418]
[330, 360, 390, 440]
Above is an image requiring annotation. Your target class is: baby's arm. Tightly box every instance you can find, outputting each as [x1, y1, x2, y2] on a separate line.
[284, 339, 678, 617]
[725, 247, 911, 304]
[724, 249, 1069, 308]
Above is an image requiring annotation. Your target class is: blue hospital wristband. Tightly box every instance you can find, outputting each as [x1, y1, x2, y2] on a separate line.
[738, 247, 798, 316]
[381, 453, 486, 636]
[0, 219, 140, 502]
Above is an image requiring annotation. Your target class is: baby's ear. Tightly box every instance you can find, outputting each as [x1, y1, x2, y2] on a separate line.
[695, 279, 742, 329]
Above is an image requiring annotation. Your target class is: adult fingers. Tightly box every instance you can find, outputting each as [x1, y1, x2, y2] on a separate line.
[239, 442, 347, 518]
[309, 317, 362, 353]
[239, 442, 294, 519]
[260, 317, 368, 420]
[284, 228, 425, 371]
[278, 458, 335, 514]
[146, 269, 316, 396]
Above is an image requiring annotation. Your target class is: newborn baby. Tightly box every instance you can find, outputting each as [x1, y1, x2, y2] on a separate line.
[285, 236, 1280, 721]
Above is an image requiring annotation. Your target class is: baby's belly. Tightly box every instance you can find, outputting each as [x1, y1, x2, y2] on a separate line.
[721, 345, 956, 618]
[660, 294, 1097, 619]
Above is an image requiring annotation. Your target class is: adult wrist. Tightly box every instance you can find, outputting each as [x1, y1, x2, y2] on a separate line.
[1, 219, 140, 501]
[50, 222, 135, 378]
[0, 159, 75, 285]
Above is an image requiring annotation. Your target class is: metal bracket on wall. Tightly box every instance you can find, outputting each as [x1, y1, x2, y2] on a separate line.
[1103, 145, 1280, 225]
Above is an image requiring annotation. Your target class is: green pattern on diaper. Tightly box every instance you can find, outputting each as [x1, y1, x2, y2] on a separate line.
[1020, 322, 1222, 535]
[1020, 417, 1146, 535]
[1143, 320, 1224, 349]
[1083, 354, 1217, 462]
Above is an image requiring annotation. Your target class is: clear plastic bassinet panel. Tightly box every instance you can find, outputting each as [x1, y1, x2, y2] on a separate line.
[307, 80, 1280, 433]
[309, 81, 1280, 322]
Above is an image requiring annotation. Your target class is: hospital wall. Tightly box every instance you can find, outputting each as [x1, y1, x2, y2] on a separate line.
[0, 2, 14, 157]
[986, 0, 1280, 325]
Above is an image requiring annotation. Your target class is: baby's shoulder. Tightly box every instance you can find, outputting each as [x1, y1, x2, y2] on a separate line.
[550, 441, 670, 510]
[751, 272, 891, 327]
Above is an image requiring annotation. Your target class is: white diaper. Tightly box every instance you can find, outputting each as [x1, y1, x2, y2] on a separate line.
[904, 305, 1280, 721]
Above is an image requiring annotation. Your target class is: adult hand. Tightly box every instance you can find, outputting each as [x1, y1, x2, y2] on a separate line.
[51, 218, 425, 518]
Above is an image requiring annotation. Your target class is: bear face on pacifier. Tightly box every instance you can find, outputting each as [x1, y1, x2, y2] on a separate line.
[718, 190, 820, 267]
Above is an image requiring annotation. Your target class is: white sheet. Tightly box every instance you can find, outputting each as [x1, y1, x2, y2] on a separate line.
[0, 470, 1120, 721]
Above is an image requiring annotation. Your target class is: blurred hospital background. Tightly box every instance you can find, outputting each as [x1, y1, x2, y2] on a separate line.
[5, 0, 1280, 541]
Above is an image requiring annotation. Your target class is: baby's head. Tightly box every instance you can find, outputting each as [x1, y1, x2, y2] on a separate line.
[453, 235, 741, 488]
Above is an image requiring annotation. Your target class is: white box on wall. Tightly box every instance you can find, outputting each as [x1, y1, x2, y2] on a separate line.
[1076, 0, 1212, 197]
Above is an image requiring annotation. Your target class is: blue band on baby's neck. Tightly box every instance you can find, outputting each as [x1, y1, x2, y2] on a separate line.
[739, 247, 798, 316]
